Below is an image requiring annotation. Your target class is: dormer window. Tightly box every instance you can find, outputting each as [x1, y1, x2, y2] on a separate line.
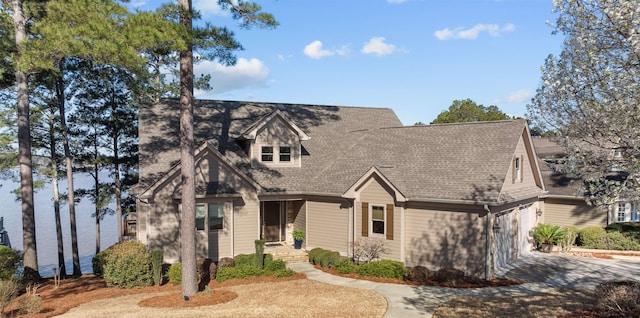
[238, 110, 310, 168]
[261, 146, 274, 162]
[279, 146, 291, 162]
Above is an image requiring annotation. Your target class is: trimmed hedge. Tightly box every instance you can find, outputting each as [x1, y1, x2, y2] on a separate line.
[167, 263, 182, 285]
[578, 226, 607, 248]
[215, 254, 294, 282]
[334, 258, 357, 274]
[99, 241, 153, 288]
[308, 248, 324, 265]
[307, 247, 340, 268]
[577, 225, 640, 250]
[356, 259, 407, 280]
[234, 253, 274, 268]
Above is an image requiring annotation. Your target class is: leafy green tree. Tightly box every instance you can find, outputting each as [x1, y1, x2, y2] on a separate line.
[527, 0, 640, 209]
[430, 99, 510, 124]
[16, 0, 185, 276]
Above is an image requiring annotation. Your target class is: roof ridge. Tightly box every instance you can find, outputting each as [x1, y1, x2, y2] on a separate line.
[163, 97, 394, 111]
[426, 119, 524, 127]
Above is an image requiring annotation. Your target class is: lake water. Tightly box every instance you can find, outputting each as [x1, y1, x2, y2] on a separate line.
[0, 171, 118, 277]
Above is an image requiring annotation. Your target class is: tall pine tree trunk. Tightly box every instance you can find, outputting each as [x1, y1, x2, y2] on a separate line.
[56, 62, 81, 277]
[13, 0, 40, 279]
[179, 0, 197, 297]
[93, 137, 100, 255]
[113, 129, 122, 242]
[49, 113, 66, 277]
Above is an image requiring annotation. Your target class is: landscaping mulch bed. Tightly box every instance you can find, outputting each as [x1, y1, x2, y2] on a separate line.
[314, 264, 523, 288]
[3, 273, 307, 317]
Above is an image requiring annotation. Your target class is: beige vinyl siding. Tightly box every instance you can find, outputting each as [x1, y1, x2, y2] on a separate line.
[146, 151, 260, 263]
[404, 204, 486, 277]
[292, 200, 306, 231]
[501, 134, 543, 195]
[306, 198, 349, 255]
[148, 177, 182, 263]
[357, 176, 401, 261]
[252, 117, 301, 167]
[136, 200, 148, 244]
[229, 194, 259, 256]
[543, 197, 605, 228]
[289, 201, 306, 247]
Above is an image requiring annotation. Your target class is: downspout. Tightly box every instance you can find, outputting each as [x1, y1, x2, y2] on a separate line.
[400, 203, 405, 263]
[484, 204, 492, 281]
[352, 199, 356, 260]
[347, 200, 352, 259]
[230, 201, 234, 257]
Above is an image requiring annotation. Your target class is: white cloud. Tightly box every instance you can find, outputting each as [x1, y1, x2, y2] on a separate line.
[194, 58, 270, 95]
[303, 41, 351, 59]
[304, 40, 335, 59]
[434, 23, 516, 40]
[361, 37, 398, 56]
[500, 89, 534, 103]
[194, 0, 230, 17]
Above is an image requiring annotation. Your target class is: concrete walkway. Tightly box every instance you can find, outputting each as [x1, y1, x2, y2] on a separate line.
[288, 252, 640, 318]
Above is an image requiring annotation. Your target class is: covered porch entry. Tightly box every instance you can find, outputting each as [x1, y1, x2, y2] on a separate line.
[260, 200, 306, 244]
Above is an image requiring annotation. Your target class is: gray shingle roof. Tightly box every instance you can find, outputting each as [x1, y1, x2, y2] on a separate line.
[139, 99, 538, 203]
[532, 137, 584, 197]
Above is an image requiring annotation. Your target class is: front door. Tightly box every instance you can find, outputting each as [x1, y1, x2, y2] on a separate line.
[262, 201, 284, 242]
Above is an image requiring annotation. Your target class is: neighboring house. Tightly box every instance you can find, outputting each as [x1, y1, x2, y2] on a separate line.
[533, 137, 639, 227]
[136, 99, 545, 279]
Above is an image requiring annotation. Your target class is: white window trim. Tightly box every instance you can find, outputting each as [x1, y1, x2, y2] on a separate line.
[631, 202, 640, 222]
[369, 204, 386, 238]
[279, 146, 292, 162]
[259, 144, 295, 164]
[617, 202, 627, 223]
[195, 202, 226, 232]
[261, 146, 274, 162]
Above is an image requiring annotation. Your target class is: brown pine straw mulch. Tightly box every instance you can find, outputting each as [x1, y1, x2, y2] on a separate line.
[3, 273, 306, 317]
[314, 264, 524, 288]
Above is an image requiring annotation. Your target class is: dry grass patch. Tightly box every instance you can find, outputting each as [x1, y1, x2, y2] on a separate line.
[56, 279, 386, 318]
[433, 288, 598, 318]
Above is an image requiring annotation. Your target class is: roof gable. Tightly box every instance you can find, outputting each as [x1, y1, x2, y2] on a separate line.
[343, 167, 407, 202]
[238, 110, 310, 141]
[139, 141, 261, 200]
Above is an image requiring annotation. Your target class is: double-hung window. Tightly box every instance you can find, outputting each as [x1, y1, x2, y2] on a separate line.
[617, 202, 627, 222]
[279, 146, 291, 162]
[631, 202, 639, 222]
[261, 146, 274, 162]
[371, 205, 385, 237]
[195, 203, 225, 231]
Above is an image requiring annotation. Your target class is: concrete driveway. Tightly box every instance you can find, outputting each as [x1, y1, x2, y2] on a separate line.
[498, 251, 640, 290]
[291, 252, 640, 318]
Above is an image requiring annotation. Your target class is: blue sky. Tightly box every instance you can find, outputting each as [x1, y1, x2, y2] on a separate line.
[132, 0, 564, 125]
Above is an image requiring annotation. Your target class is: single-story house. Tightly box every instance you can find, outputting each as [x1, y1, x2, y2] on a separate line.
[136, 99, 546, 279]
